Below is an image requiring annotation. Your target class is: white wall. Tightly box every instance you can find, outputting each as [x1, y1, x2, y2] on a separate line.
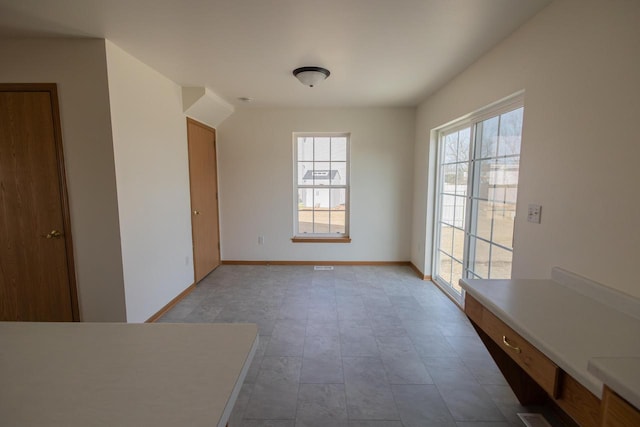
[105, 41, 194, 322]
[217, 108, 415, 262]
[0, 38, 127, 321]
[412, 0, 640, 298]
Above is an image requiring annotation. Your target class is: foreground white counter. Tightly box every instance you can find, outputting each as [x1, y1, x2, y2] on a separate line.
[0, 322, 258, 427]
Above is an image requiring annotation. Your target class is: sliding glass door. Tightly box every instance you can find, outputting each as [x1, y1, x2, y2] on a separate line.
[435, 126, 471, 293]
[433, 101, 523, 295]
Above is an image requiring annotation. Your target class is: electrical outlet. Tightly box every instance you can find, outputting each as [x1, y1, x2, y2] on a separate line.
[258, 236, 264, 245]
[528, 204, 542, 224]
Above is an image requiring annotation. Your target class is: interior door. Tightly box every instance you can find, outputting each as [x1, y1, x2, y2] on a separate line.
[0, 84, 78, 321]
[187, 118, 220, 283]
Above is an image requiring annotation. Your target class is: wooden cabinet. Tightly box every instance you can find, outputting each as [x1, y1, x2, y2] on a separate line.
[464, 293, 600, 427]
[601, 386, 640, 427]
[465, 295, 560, 397]
[460, 273, 640, 427]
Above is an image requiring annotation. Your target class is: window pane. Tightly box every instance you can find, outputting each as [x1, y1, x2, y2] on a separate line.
[313, 162, 331, 185]
[331, 137, 347, 161]
[440, 223, 454, 255]
[298, 188, 313, 208]
[488, 161, 507, 200]
[505, 180, 518, 204]
[492, 202, 515, 249]
[298, 212, 314, 234]
[474, 200, 493, 241]
[489, 183, 505, 203]
[453, 196, 466, 229]
[493, 157, 520, 203]
[458, 128, 471, 162]
[475, 159, 494, 200]
[477, 116, 499, 159]
[470, 237, 490, 279]
[455, 163, 468, 195]
[441, 194, 455, 226]
[314, 137, 330, 161]
[452, 227, 465, 261]
[452, 261, 463, 293]
[331, 161, 347, 185]
[444, 133, 458, 164]
[298, 137, 314, 161]
[298, 188, 314, 234]
[313, 188, 330, 233]
[298, 162, 313, 184]
[330, 210, 345, 234]
[498, 107, 523, 157]
[489, 245, 512, 279]
[438, 253, 452, 285]
[330, 188, 345, 208]
[313, 188, 329, 208]
[443, 164, 457, 193]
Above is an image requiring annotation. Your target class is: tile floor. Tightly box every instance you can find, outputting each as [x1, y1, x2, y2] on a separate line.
[159, 265, 567, 427]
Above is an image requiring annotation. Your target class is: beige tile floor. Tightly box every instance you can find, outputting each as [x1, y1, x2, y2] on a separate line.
[159, 265, 567, 427]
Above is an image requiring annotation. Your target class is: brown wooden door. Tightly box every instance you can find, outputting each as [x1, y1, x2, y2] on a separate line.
[0, 84, 78, 321]
[187, 118, 220, 283]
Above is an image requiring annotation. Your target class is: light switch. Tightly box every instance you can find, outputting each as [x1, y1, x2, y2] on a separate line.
[528, 204, 542, 224]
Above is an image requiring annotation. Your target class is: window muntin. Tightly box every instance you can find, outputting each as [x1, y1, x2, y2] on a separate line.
[294, 133, 349, 237]
[433, 98, 523, 295]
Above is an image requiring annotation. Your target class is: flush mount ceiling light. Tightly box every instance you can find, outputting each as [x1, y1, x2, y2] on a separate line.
[293, 66, 330, 87]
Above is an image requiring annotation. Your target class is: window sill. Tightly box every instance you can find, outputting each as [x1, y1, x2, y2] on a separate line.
[291, 236, 352, 243]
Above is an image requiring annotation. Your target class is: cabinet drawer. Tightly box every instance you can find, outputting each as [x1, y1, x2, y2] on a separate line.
[465, 294, 560, 397]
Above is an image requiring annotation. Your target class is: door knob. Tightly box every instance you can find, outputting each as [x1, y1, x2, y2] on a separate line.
[193, 210, 200, 215]
[46, 230, 62, 239]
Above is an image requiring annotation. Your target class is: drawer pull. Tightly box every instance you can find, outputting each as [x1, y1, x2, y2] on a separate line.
[502, 336, 522, 353]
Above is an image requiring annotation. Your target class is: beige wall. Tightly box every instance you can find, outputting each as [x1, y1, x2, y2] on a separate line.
[105, 41, 194, 323]
[0, 38, 127, 321]
[218, 107, 415, 262]
[412, 0, 640, 297]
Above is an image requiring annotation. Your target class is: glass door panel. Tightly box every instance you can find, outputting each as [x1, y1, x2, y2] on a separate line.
[433, 104, 524, 296]
[467, 107, 522, 280]
[434, 126, 472, 291]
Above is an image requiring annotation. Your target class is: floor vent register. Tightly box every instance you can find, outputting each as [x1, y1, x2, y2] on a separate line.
[517, 413, 552, 427]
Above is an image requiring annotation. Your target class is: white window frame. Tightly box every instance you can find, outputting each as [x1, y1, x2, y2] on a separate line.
[293, 132, 350, 239]
[432, 92, 525, 303]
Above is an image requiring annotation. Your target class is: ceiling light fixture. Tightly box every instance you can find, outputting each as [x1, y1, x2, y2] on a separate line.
[293, 66, 330, 87]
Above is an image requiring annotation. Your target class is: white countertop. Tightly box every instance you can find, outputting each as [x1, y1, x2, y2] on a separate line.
[460, 275, 640, 401]
[0, 322, 258, 427]
[588, 357, 640, 409]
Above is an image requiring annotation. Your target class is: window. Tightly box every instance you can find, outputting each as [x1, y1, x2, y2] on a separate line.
[293, 133, 349, 240]
[433, 95, 524, 297]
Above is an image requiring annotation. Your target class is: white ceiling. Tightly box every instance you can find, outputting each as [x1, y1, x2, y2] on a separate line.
[0, 0, 551, 107]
